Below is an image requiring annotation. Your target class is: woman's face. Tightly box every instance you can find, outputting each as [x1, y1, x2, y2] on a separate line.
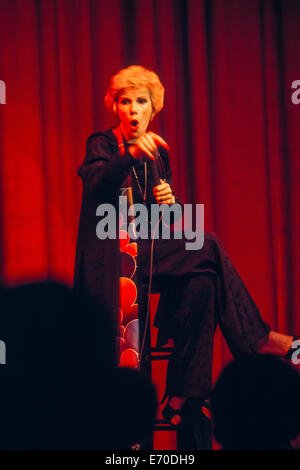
[116, 86, 153, 142]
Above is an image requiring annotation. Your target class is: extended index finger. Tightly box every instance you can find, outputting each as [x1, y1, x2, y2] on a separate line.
[148, 132, 170, 150]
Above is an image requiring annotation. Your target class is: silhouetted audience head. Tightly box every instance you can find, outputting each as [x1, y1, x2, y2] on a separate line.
[0, 281, 116, 373]
[0, 281, 157, 449]
[211, 354, 300, 449]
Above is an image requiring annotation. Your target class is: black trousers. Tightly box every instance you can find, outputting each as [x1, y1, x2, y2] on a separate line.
[137, 232, 271, 399]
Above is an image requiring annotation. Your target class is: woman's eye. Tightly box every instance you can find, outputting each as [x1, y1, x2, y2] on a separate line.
[120, 98, 130, 104]
[137, 98, 147, 104]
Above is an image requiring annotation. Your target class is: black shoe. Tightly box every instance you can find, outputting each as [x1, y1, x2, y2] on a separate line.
[161, 403, 184, 426]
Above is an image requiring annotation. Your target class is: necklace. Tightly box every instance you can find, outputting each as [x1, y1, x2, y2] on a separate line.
[132, 162, 147, 204]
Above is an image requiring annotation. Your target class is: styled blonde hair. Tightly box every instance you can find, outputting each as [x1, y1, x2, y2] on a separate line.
[104, 65, 164, 117]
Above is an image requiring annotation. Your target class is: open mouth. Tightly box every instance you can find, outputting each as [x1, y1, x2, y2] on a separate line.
[130, 120, 139, 127]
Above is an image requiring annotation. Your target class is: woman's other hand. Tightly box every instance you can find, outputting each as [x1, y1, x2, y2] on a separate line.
[153, 179, 175, 205]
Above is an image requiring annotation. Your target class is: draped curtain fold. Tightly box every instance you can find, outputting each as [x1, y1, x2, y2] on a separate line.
[0, 0, 299, 373]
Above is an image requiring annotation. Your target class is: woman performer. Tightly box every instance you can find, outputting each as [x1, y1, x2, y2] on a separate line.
[74, 65, 298, 426]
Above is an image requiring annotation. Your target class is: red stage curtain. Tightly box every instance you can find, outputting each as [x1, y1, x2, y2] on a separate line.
[0, 0, 300, 377]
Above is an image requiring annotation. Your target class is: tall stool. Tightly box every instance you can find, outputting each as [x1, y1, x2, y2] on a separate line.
[138, 282, 212, 450]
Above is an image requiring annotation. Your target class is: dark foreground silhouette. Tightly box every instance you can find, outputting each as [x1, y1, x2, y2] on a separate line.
[211, 354, 300, 449]
[0, 282, 157, 449]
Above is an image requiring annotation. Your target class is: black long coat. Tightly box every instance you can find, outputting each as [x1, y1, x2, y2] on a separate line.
[74, 129, 271, 399]
[73, 128, 178, 361]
